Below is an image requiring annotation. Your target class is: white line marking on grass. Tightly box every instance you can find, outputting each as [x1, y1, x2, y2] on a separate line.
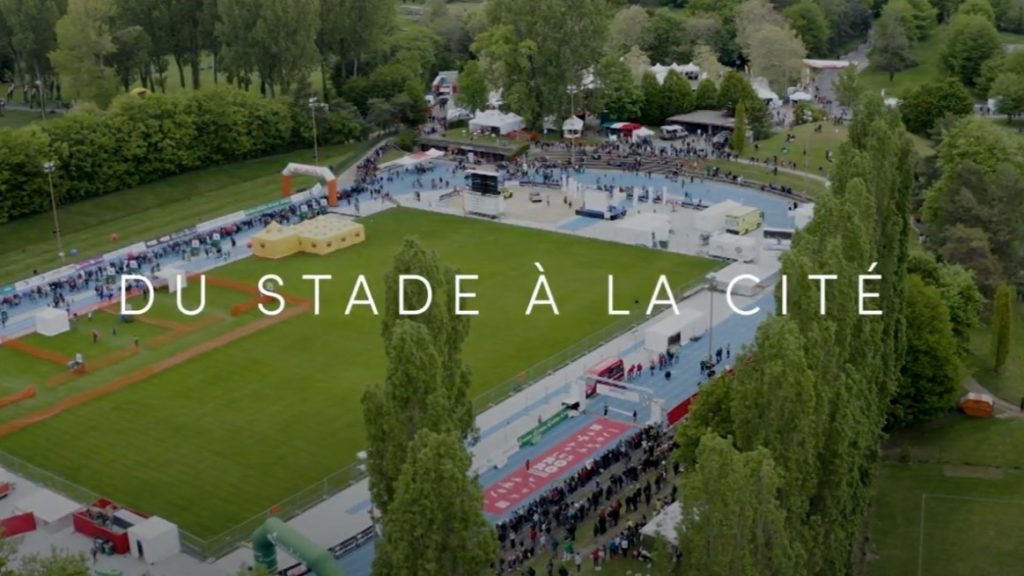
[917, 493, 926, 576]
[923, 493, 1024, 506]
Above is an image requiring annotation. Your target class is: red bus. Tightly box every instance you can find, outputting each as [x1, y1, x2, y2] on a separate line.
[585, 358, 625, 397]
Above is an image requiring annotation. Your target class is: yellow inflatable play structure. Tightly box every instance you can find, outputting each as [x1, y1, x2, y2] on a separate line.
[250, 216, 365, 259]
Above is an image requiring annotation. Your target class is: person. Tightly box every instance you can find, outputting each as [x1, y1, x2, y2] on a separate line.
[632, 409, 637, 423]
[574, 551, 582, 573]
[525, 458, 530, 471]
[1020, 396, 1023, 412]
[90, 545, 98, 564]
[91, 330, 99, 344]
[603, 403, 608, 416]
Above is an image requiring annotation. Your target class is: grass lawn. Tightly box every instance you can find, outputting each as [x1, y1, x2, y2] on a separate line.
[0, 141, 375, 286]
[867, 415, 1024, 576]
[706, 160, 829, 198]
[968, 302, 1024, 405]
[751, 123, 848, 172]
[0, 208, 717, 542]
[0, 109, 53, 129]
[860, 26, 1024, 100]
[860, 26, 949, 99]
[866, 463, 1024, 576]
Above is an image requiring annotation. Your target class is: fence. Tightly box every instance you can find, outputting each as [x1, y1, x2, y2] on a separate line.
[0, 277, 714, 561]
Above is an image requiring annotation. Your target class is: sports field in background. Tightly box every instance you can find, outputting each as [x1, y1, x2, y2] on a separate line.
[866, 416, 1024, 576]
[0, 141, 374, 285]
[0, 208, 718, 539]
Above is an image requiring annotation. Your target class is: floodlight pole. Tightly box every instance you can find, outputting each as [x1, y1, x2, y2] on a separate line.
[309, 97, 328, 166]
[44, 161, 64, 262]
[706, 273, 716, 361]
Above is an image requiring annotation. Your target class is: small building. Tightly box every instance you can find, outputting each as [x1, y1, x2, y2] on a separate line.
[707, 232, 761, 262]
[562, 116, 584, 139]
[128, 516, 181, 564]
[664, 110, 735, 137]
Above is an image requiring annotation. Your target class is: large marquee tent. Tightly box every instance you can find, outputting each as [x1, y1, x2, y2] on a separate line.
[469, 110, 525, 135]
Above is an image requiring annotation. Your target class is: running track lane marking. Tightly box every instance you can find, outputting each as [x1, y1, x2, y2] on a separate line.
[483, 417, 633, 515]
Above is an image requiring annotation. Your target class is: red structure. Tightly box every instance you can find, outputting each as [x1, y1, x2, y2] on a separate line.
[72, 498, 149, 555]
[667, 393, 699, 427]
[1, 513, 36, 538]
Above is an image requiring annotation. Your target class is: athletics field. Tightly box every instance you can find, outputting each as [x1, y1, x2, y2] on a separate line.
[0, 208, 716, 544]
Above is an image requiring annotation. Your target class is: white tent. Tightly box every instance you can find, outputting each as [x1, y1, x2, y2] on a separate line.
[34, 307, 69, 337]
[712, 261, 779, 297]
[789, 90, 813, 102]
[14, 489, 79, 533]
[641, 501, 682, 545]
[632, 127, 655, 141]
[378, 148, 446, 171]
[792, 203, 814, 230]
[469, 109, 525, 135]
[708, 232, 761, 262]
[697, 200, 749, 233]
[614, 212, 670, 246]
[562, 116, 584, 139]
[156, 266, 187, 294]
[644, 309, 706, 352]
[128, 516, 181, 564]
[751, 77, 781, 106]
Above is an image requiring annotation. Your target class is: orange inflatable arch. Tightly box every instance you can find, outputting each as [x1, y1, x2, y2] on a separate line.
[281, 163, 339, 207]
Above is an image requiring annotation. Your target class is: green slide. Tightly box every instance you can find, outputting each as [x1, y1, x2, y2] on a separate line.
[252, 517, 345, 576]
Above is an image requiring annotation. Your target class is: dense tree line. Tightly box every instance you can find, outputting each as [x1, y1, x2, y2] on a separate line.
[0, 88, 367, 223]
[675, 95, 914, 575]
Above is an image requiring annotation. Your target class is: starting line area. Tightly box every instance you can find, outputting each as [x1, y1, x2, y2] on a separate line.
[483, 417, 633, 515]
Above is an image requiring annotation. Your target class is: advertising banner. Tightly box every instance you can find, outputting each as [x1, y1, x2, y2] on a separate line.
[517, 407, 570, 448]
[196, 212, 246, 234]
[245, 199, 292, 217]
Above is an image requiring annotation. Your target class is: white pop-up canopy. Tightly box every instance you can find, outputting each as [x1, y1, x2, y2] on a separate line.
[34, 307, 70, 337]
[15, 488, 79, 533]
[632, 127, 655, 141]
[644, 308, 706, 352]
[469, 109, 525, 135]
[640, 501, 682, 545]
[156, 266, 187, 294]
[128, 516, 181, 564]
[789, 90, 813, 102]
[379, 148, 446, 171]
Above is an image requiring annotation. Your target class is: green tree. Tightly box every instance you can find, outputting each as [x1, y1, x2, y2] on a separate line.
[457, 59, 488, 113]
[49, 0, 121, 108]
[992, 283, 1015, 371]
[372, 430, 498, 576]
[694, 77, 719, 109]
[640, 70, 668, 125]
[990, 72, 1024, 119]
[832, 64, 863, 108]
[606, 5, 649, 56]
[957, 0, 997, 21]
[17, 547, 90, 576]
[661, 69, 694, 115]
[363, 319, 452, 514]
[942, 14, 1002, 89]
[678, 434, 795, 576]
[784, 0, 831, 57]
[870, 9, 916, 82]
[0, 0, 60, 96]
[731, 99, 748, 153]
[642, 9, 687, 64]
[890, 275, 960, 428]
[747, 24, 807, 95]
[595, 54, 642, 120]
[939, 224, 1003, 293]
[717, 70, 756, 115]
[909, 255, 984, 357]
[217, 0, 321, 97]
[692, 43, 725, 84]
[899, 78, 974, 135]
[993, 0, 1024, 32]
[473, 0, 608, 129]
[885, 0, 939, 41]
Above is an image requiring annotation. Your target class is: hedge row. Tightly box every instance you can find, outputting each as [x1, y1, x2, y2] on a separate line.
[0, 89, 369, 224]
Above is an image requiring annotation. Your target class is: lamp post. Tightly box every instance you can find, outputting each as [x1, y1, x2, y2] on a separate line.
[706, 273, 716, 361]
[308, 97, 329, 165]
[43, 161, 64, 262]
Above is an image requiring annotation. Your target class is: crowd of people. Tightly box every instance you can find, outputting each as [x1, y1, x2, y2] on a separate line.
[493, 424, 680, 575]
[0, 195, 327, 328]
